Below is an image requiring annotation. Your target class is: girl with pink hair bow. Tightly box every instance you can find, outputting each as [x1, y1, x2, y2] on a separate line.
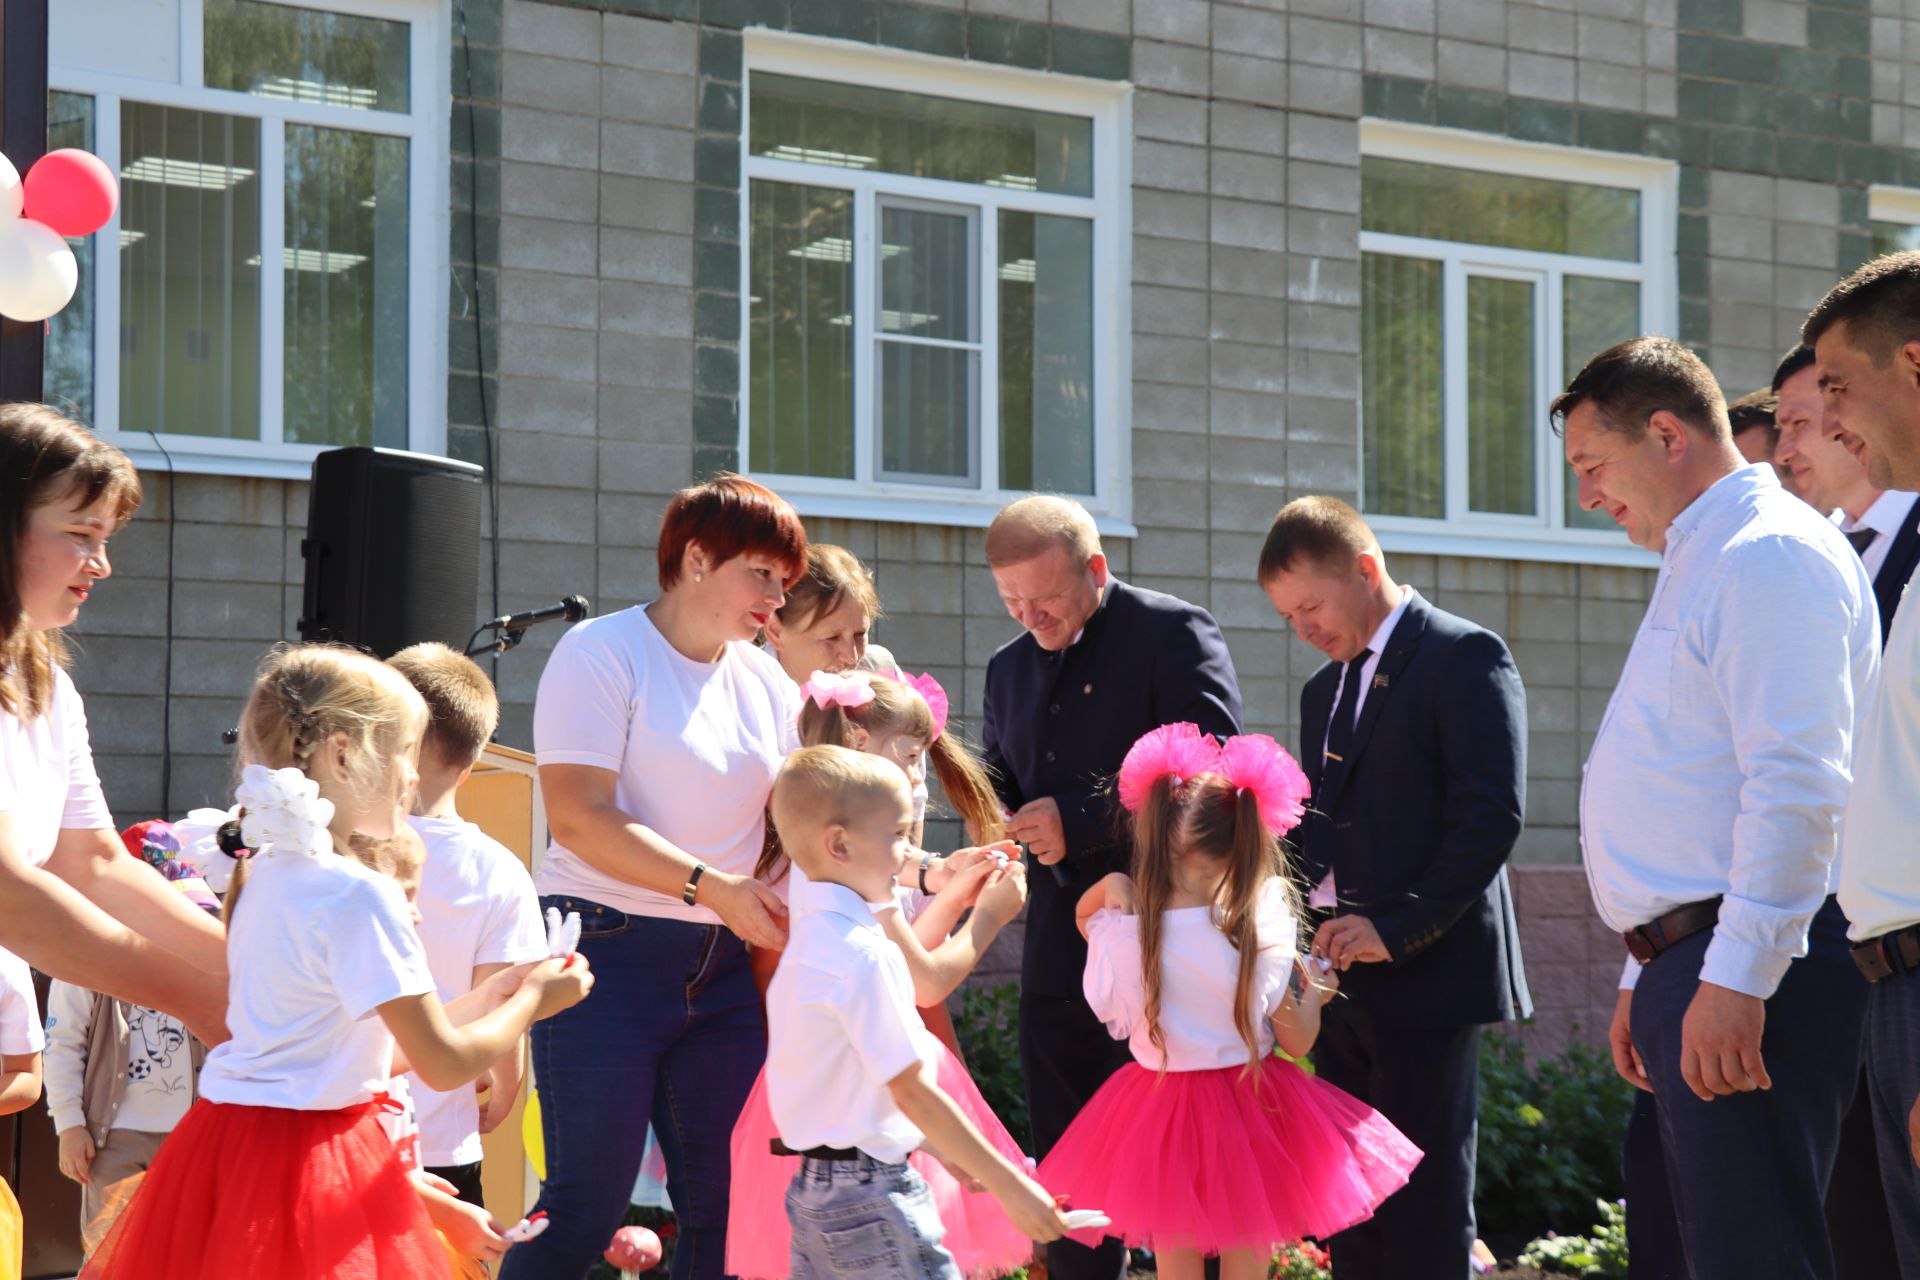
[1037, 723, 1421, 1280]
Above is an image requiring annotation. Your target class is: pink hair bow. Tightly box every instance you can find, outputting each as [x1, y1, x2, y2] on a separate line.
[1219, 734, 1311, 837]
[1117, 723, 1223, 813]
[800, 670, 875, 710]
[906, 673, 950, 741]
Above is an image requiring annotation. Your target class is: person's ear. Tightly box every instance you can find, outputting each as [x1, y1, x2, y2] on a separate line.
[1086, 552, 1109, 587]
[684, 541, 711, 583]
[824, 823, 852, 866]
[762, 613, 786, 652]
[1648, 410, 1689, 462]
[1899, 340, 1920, 392]
[846, 722, 870, 752]
[1355, 552, 1381, 588]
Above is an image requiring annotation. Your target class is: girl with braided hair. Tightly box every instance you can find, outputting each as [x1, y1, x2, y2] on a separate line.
[83, 645, 595, 1280]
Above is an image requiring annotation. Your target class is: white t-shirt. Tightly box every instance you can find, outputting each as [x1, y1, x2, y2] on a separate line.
[533, 605, 799, 924]
[0, 946, 44, 1055]
[1083, 879, 1297, 1072]
[405, 814, 546, 1166]
[200, 849, 435, 1111]
[0, 668, 114, 867]
[766, 877, 939, 1163]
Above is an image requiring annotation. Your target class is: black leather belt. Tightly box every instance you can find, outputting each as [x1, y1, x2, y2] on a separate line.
[771, 1138, 862, 1161]
[1852, 925, 1920, 982]
[1624, 897, 1723, 964]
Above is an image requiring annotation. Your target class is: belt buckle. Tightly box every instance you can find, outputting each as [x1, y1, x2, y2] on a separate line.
[1853, 939, 1895, 983]
[1624, 929, 1656, 964]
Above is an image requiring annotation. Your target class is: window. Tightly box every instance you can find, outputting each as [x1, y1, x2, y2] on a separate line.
[1358, 122, 1676, 564]
[47, 0, 445, 477]
[741, 33, 1131, 529]
[1869, 185, 1920, 259]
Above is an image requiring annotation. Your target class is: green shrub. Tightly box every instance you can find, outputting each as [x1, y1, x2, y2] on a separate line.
[1268, 1240, 1331, 1279]
[1475, 1032, 1634, 1241]
[952, 982, 1032, 1149]
[1520, 1199, 1630, 1277]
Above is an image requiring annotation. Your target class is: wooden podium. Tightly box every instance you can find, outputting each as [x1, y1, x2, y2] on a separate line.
[458, 743, 548, 1225]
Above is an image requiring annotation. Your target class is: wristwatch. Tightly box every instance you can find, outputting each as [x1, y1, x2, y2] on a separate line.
[917, 851, 938, 894]
[683, 863, 709, 906]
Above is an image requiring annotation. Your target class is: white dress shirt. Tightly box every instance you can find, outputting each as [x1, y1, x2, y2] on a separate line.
[1839, 489, 1920, 582]
[1582, 464, 1878, 998]
[1309, 586, 1413, 909]
[1839, 578, 1920, 941]
[765, 876, 941, 1164]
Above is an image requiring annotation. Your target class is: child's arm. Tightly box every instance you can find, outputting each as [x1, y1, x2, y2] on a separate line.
[469, 960, 526, 1133]
[44, 982, 94, 1184]
[1269, 959, 1338, 1059]
[414, 1173, 508, 1263]
[879, 863, 1027, 1006]
[906, 853, 1001, 948]
[1075, 872, 1136, 939]
[380, 957, 591, 1093]
[886, 1060, 1067, 1243]
[0, 1052, 41, 1116]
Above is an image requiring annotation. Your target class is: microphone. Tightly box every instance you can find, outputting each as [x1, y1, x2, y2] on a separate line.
[481, 594, 590, 632]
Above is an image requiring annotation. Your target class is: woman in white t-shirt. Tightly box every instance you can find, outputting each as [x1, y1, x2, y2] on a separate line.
[505, 475, 807, 1280]
[0, 406, 224, 1041]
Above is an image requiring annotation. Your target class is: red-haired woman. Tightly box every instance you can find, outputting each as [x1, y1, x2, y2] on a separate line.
[0, 404, 225, 1041]
[504, 475, 807, 1280]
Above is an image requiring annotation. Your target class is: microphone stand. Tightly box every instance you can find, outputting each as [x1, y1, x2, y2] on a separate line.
[465, 623, 532, 659]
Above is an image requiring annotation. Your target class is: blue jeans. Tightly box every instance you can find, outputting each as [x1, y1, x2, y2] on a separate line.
[500, 899, 766, 1280]
[787, 1156, 960, 1280]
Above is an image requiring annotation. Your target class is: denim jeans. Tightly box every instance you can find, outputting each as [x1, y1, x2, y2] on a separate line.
[787, 1156, 960, 1280]
[500, 899, 766, 1280]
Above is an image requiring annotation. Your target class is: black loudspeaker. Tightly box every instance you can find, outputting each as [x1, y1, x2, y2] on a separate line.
[298, 447, 485, 658]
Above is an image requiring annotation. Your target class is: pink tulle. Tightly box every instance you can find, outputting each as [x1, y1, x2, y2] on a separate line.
[1219, 735, 1311, 837]
[800, 670, 875, 710]
[907, 673, 950, 741]
[727, 1045, 1033, 1280]
[1037, 1058, 1420, 1257]
[1118, 724, 1223, 814]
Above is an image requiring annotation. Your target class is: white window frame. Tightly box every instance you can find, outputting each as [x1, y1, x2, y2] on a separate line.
[1359, 120, 1674, 568]
[50, 0, 450, 480]
[740, 30, 1134, 534]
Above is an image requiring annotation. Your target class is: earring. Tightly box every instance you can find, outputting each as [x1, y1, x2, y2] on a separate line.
[695, 571, 704, 582]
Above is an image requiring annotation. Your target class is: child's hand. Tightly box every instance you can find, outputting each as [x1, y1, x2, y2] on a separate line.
[527, 955, 595, 1020]
[474, 961, 539, 1009]
[442, 1195, 510, 1261]
[974, 860, 1029, 928]
[477, 1071, 517, 1134]
[57, 1127, 94, 1184]
[1295, 955, 1339, 1011]
[988, 1168, 1069, 1243]
[927, 842, 1018, 893]
[1075, 873, 1136, 938]
[931, 854, 998, 912]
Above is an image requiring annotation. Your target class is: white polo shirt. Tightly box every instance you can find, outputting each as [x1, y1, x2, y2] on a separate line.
[765, 876, 939, 1164]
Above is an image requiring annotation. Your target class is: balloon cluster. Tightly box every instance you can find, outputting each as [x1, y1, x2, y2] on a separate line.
[0, 148, 118, 322]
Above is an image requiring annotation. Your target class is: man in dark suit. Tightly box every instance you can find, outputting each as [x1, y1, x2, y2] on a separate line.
[1259, 496, 1530, 1280]
[980, 495, 1242, 1280]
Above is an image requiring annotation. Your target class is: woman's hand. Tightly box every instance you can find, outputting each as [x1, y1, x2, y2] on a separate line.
[703, 870, 789, 950]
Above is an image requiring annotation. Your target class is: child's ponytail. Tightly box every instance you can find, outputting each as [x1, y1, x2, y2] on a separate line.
[926, 729, 1005, 844]
[1131, 773, 1180, 1069]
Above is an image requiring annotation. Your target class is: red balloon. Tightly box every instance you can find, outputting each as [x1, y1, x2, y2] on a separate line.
[22, 149, 118, 238]
[604, 1225, 663, 1272]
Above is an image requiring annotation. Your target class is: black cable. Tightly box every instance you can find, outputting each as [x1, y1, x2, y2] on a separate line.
[456, 0, 502, 688]
[147, 430, 176, 816]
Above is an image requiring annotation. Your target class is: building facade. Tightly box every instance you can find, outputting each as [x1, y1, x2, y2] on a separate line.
[48, 0, 1920, 1052]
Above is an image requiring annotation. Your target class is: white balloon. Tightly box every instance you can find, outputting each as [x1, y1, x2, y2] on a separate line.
[0, 153, 21, 221]
[0, 217, 77, 321]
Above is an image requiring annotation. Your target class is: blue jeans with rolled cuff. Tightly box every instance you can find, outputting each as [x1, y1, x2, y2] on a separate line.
[787, 1154, 961, 1280]
[499, 898, 765, 1280]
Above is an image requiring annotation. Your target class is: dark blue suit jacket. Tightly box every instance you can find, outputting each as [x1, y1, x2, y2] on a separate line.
[982, 579, 1242, 997]
[1871, 495, 1920, 643]
[1297, 592, 1532, 1028]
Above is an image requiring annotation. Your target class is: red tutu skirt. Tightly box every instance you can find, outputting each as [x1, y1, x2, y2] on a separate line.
[81, 1097, 452, 1280]
[1037, 1058, 1421, 1256]
[728, 1043, 1034, 1280]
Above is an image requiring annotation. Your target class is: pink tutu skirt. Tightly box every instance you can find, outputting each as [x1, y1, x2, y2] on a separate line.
[1037, 1058, 1421, 1256]
[728, 1044, 1034, 1280]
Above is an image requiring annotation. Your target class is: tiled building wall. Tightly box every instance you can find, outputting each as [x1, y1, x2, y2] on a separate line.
[69, 0, 1917, 1054]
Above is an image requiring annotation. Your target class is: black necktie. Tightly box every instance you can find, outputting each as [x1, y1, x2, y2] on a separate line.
[1324, 648, 1372, 771]
[1847, 527, 1878, 557]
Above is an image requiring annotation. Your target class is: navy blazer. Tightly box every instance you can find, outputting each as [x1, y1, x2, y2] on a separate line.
[982, 579, 1242, 997]
[1297, 592, 1532, 1028]
[1872, 495, 1920, 643]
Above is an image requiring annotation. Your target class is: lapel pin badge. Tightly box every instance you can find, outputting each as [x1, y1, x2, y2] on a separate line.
[1372, 674, 1390, 690]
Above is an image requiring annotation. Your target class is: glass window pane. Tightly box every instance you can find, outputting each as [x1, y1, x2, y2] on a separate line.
[284, 125, 409, 448]
[879, 341, 975, 483]
[46, 91, 94, 426]
[1361, 253, 1444, 518]
[1562, 276, 1641, 529]
[119, 102, 261, 440]
[1467, 276, 1536, 516]
[748, 181, 853, 478]
[880, 205, 973, 341]
[205, 0, 410, 113]
[1362, 157, 1640, 261]
[999, 211, 1093, 494]
[1872, 220, 1920, 258]
[749, 73, 1092, 197]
